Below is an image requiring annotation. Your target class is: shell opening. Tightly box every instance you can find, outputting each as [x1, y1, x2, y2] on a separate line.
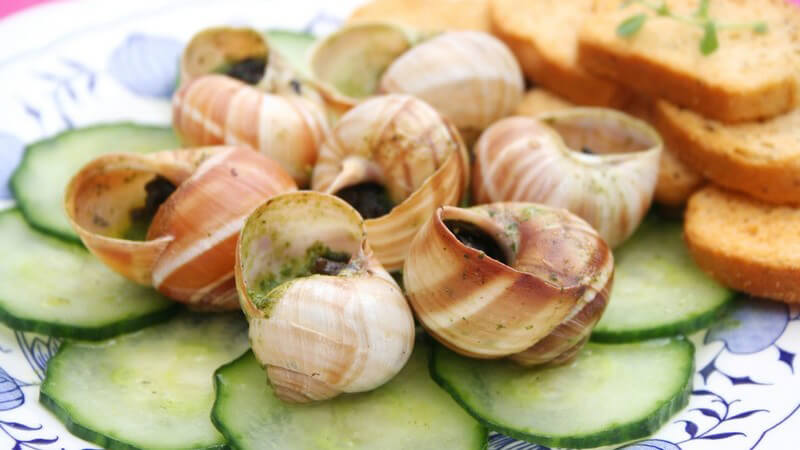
[309, 23, 414, 105]
[541, 109, 658, 156]
[334, 182, 395, 219]
[125, 175, 176, 241]
[217, 57, 267, 85]
[238, 193, 365, 312]
[443, 220, 508, 265]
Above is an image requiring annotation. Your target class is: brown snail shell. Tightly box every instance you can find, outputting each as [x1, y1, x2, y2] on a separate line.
[172, 74, 328, 186]
[311, 94, 469, 271]
[472, 108, 662, 248]
[404, 203, 614, 365]
[64, 146, 297, 310]
[235, 191, 415, 402]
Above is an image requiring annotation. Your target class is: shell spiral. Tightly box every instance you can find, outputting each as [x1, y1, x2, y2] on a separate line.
[64, 146, 297, 310]
[172, 74, 328, 186]
[472, 109, 662, 248]
[404, 203, 614, 365]
[235, 192, 415, 402]
[311, 94, 469, 271]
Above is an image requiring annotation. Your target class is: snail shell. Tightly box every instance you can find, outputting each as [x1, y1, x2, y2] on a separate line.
[379, 30, 524, 142]
[180, 26, 308, 99]
[308, 22, 417, 113]
[235, 191, 415, 403]
[404, 203, 614, 365]
[311, 94, 470, 271]
[65, 146, 297, 310]
[309, 24, 523, 138]
[472, 108, 662, 248]
[172, 74, 328, 186]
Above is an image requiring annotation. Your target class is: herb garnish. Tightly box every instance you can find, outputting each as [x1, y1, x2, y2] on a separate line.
[616, 0, 768, 55]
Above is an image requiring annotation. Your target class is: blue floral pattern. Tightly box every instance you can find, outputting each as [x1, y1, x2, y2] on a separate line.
[107, 33, 182, 99]
[0, 1, 799, 449]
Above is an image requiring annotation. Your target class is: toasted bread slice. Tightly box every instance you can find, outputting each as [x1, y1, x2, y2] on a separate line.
[348, 0, 491, 32]
[490, 0, 631, 107]
[656, 100, 800, 205]
[685, 186, 800, 303]
[515, 88, 704, 206]
[578, 0, 799, 123]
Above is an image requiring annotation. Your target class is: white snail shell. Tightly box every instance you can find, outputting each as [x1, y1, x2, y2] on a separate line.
[311, 94, 469, 271]
[404, 203, 614, 364]
[235, 191, 415, 402]
[309, 24, 523, 138]
[379, 30, 524, 141]
[472, 108, 662, 248]
[65, 146, 297, 310]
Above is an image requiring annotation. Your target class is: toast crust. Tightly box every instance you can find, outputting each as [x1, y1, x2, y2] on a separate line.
[578, 38, 795, 123]
[490, 0, 632, 107]
[656, 101, 800, 205]
[685, 186, 800, 303]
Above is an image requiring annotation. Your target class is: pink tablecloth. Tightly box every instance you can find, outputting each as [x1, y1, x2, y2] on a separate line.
[0, 0, 60, 19]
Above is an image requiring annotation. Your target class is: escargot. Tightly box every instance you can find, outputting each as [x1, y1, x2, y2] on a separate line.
[172, 74, 328, 186]
[309, 23, 523, 139]
[236, 191, 415, 403]
[404, 203, 614, 365]
[472, 108, 663, 248]
[64, 146, 297, 310]
[311, 94, 470, 272]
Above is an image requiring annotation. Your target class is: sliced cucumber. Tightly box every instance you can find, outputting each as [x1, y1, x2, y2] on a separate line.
[41, 312, 249, 450]
[0, 209, 177, 340]
[10, 123, 179, 241]
[592, 218, 733, 342]
[212, 337, 487, 450]
[266, 30, 315, 78]
[431, 338, 694, 449]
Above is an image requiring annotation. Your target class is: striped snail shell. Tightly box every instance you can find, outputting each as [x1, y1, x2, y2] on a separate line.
[472, 108, 662, 248]
[236, 191, 415, 403]
[404, 203, 614, 365]
[172, 74, 328, 186]
[64, 146, 297, 310]
[311, 94, 470, 272]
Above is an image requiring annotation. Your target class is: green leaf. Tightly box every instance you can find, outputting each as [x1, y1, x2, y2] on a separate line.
[695, 0, 710, 18]
[753, 22, 768, 34]
[617, 14, 648, 38]
[656, 1, 670, 16]
[700, 21, 719, 55]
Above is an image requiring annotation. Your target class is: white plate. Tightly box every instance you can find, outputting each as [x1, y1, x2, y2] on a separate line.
[0, 1, 798, 449]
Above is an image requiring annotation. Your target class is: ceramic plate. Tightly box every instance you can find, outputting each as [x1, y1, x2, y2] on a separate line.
[0, 1, 798, 449]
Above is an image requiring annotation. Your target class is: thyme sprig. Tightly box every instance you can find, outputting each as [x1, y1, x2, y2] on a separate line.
[616, 0, 768, 55]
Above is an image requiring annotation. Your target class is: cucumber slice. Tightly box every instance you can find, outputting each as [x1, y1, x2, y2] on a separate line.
[431, 338, 694, 449]
[212, 337, 487, 450]
[592, 218, 733, 342]
[266, 30, 316, 78]
[41, 312, 249, 450]
[0, 209, 177, 339]
[10, 123, 179, 241]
